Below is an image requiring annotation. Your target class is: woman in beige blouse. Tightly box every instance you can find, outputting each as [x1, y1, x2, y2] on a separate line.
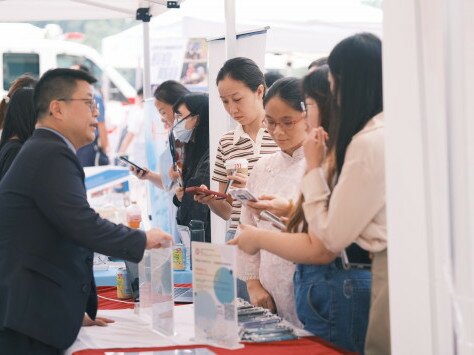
[231, 33, 388, 355]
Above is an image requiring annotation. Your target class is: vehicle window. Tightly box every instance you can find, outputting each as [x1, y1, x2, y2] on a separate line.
[56, 54, 103, 88]
[3, 53, 40, 91]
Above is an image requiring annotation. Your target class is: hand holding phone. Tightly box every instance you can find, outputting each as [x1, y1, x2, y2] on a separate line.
[119, 156, 146, 175]
[260, 210, 286, 231]
[228, 188, 258, 202]
[185, 186, 228, 200]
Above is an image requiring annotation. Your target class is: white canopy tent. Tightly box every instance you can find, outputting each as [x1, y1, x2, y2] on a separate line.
[102, 0, 382, 69]
[0, 0, 171, 21]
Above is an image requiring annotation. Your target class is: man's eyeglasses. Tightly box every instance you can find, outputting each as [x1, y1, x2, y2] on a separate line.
[58, 98, 98, 112]
[264, 116, 305, 132]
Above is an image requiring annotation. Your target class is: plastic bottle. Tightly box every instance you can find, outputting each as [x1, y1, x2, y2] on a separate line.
[126, 201, 142, 229]
[189, 219, 205, 243]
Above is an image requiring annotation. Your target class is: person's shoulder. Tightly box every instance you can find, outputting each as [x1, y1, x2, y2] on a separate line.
[1, 140, 22, 154]
[348, 113, 384, 166]
[218, 130, 235, 144]
[351, 114, 384, 148]
[24, 130, 75, 160]
[254, 151, 276, 168]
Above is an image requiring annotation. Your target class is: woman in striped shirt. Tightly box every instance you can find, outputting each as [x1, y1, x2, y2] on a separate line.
[195, 57, 279, 300]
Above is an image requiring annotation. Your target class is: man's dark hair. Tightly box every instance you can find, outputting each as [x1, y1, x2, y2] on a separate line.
[308, 57, 328, 71]
[264, 71, 284, 89]
[34, 68, 97, 119]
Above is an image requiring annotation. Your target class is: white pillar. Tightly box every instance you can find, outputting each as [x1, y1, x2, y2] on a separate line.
[224, 0, 237, 59]
[142, 21, 151, 99]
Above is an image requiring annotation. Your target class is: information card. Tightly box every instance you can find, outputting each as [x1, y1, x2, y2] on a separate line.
[192, 242, 241, 349]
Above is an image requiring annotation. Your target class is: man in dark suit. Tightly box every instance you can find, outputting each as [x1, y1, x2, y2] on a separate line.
[0, 68, 172, 354]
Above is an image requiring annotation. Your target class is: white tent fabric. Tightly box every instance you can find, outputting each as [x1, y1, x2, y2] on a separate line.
[0, 0, 174, 21]
[102, 0, 382, 68]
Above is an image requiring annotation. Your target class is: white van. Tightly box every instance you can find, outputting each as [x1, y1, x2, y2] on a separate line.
[0, 23, 136, 119]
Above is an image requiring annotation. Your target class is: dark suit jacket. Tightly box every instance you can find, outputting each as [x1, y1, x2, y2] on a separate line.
[0, 129, 146, 349]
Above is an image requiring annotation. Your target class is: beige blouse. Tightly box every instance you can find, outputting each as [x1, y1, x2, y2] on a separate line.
[301, 113, 387, 253]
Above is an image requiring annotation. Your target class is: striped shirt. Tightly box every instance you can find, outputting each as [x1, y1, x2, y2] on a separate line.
[212, 124, 279, 230]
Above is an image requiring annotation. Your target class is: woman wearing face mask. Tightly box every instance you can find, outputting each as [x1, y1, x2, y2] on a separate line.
[131, 81, 190, 188]
[172, 93, 211, 242]
[235, 77, 308, 326]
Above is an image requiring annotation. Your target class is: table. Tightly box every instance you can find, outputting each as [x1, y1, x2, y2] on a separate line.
[73, 287, 357, 355]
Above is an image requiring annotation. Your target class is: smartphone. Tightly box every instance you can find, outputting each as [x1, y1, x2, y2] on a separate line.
[260, 210, 286, 231]
[119, 156, 146, 174]
[185, 186, 228, 200]
[228, 188, 258, 202]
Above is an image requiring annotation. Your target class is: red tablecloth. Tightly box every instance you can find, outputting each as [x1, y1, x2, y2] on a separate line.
[75, 287, 356, 355]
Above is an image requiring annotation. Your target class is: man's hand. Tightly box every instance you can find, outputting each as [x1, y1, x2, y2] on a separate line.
[145, 228, 173, 249]
[246, 279, 276, 313]
[82, 313, 115, 327]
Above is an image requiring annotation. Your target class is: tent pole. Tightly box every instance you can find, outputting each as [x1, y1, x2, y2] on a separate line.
[224, 0, 237, 59]
[142, 21, 151, 99]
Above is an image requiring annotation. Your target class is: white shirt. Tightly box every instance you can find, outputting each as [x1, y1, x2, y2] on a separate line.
[301, 113, 386, 253]
[237, 146, 306, 327]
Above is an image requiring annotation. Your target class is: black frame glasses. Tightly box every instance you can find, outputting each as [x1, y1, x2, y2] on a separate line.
[58, 98, 98, 112]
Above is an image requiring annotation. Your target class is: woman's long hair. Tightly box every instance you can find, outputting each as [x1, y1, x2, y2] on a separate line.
[0, 74, 37, 130]
[286, 68, 333, 233]
[173, 92, 209, 182]
[0, 88, 36, 150]
[328, 32, 383, 176]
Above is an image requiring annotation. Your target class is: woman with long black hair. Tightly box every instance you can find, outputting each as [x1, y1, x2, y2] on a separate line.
[0, 88, 36, 181]
[172, 92, 211, 242]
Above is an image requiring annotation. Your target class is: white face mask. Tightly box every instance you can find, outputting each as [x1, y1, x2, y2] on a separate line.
[173, 118, 194, 143]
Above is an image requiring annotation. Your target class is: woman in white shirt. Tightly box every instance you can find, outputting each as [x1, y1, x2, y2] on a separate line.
[236, 77, 307, 326]
[231, 33, 386, 354]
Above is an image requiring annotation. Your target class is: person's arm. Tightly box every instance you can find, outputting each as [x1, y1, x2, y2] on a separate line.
[229, 224, 336, 265]
[117, 132, 135, 155]
[176, 153, 209, 223]
[33, 148, 156, 261]
[194, 181, 233, 220]
[302, 135, 385, 253]
[195, 138, 233, 220]
[130, 167, 164, 189]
